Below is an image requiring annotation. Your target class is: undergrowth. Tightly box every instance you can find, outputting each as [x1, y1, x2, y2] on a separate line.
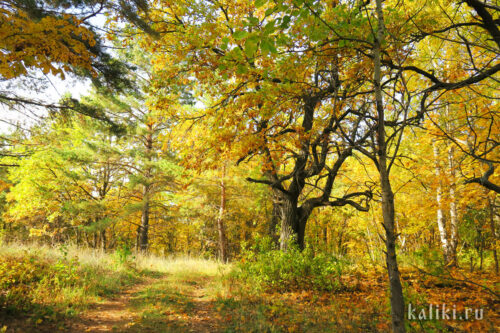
[0, 242, 143, 325]
[231, 237, 352, 293]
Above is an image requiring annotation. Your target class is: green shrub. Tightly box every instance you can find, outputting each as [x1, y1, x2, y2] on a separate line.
[114, 243, 134, 265]
[232, 236, 350, 292]
[413, 246, 445, 276]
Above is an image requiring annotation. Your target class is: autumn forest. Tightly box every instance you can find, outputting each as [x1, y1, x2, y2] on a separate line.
[0, 0, 498, 332]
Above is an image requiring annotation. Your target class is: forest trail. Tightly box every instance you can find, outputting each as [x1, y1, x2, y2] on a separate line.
[69, 277, 158, 332]
[69, 273, 220, 332]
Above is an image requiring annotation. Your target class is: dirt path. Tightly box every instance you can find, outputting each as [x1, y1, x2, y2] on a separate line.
[69, 278, 159, 332]
[183, 280, 220, 332]
[69, 275, 222, 333]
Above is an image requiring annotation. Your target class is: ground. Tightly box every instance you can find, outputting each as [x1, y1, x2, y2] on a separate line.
[0, 244, 498, 332]
[67, 269, 500, 332]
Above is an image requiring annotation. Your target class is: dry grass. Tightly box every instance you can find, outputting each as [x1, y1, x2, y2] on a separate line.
[134, 252, 228, 276]
[0, 242, 226, 277]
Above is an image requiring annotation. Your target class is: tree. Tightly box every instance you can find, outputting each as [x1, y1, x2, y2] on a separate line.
[371, 1, 405, 330]
[429, 91, 499, 194]
[387, 0, 500, 193]
[141, 0, 373, 251]
[216, 163, 228, 262]
[77, 86, 181, 252]
[0, 0, 159, 172]
[0, 0, 96, 81]
[3, 113, 127, 247]
[107, 0, 497, 330]
[0, 0, 147, 102]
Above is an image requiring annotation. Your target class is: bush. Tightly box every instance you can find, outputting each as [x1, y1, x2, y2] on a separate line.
[114, 243, 134, 265]
[0, 246, 141, 321]
[0, 254, 68, 315]
[413, 246, 445, 275]
[232, 237, 350, 292]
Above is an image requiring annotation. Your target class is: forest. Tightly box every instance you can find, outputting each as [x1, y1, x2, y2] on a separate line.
[0, 0, 498, 332]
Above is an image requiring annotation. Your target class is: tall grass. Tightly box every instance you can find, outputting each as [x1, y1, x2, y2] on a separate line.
[0, 241, 225, 275]
[0, 241, 119, 270]
[135, 252, 227, 276]
[0, 241, 224, 326]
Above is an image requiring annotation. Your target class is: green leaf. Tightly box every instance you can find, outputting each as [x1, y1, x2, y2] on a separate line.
[255, 0, 267, 8]
[247, 16, 259, 26]
[236, 64, 249, 74]
[221, 37, 229, 50]
[245, 38, 259, 58]
[263, 21, 276, 35]
[260, 38, 277, 55]
[231, 47, 244, 60]
[233, 30, 249, 40]
[265, 7, 275, 16]
[310, 27, 329, 41]
[281, 15, 291, 29]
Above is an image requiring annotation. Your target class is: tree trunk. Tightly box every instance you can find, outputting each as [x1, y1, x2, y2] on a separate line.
[279, 196, 298, 251]
[269, 189, 282, 246]
[374, 1, 405, 331]
[217, 164, 228, 263]
[448, 145, 458, 266]
[85, 232, 91, 248]
[137, 125, 153, 252]
[337, 218, 348, 255]
[137, 193, 150, 252]
[101, 230, 107, 250]
[488, 196, 499, 274]
[480, 231, 484, 271]
[296, 207, 309, 250]
[379, 175, 405, 333]
[279, 195, 312, 251]
[365, 225, 375, 264]
[433, 139, 451, 265]
[75, 228, 80, 246]
[323, 226, 328, 252]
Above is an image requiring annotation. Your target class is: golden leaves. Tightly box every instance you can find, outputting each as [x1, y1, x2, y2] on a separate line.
[0, 4, 96, 80]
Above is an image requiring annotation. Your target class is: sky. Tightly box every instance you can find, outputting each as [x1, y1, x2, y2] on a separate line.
[0, 11, 107, 135]
[0, 74, 92, 134]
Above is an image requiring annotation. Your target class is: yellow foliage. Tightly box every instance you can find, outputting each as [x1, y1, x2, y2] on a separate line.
[0, 2, 96, 80]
